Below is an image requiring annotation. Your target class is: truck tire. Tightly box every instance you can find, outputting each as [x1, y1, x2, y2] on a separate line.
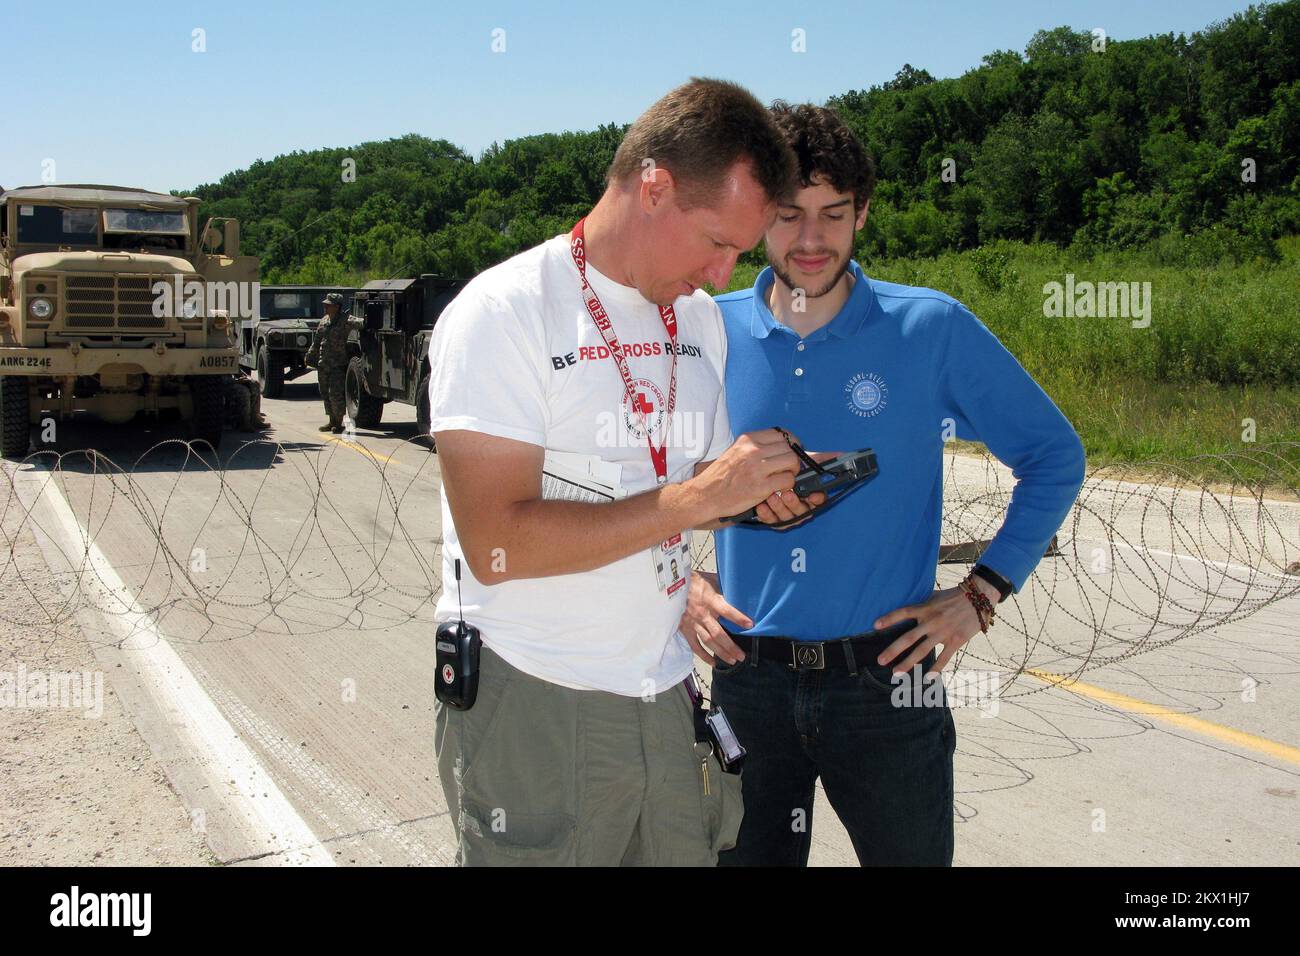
[0, 376, 30, 460]
[224, 377, 255, 432]
[247, 377, 263, 429]
[257, 344, 284, 398]
[189, 376, 224, 450]
[346, 356, 383, 428]
[416, 370, 435, 450]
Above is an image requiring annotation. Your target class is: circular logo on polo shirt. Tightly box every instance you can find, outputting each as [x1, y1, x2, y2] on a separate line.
[441, 663, 455, 685]
[844, 371, 888, 418]
[621, 378, 667, 440]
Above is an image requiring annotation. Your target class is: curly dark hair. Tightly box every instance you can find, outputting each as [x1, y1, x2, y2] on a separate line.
[769, 101, 876, 211]
[607, 78, 798, 208]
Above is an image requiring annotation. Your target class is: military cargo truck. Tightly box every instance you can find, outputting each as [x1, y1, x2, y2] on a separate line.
[240, 285, 357, 398]
[346, 275, 467, 443]
[0, 184, 258, 457]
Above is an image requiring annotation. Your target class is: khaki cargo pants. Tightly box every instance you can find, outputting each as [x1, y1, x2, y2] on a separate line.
[435, 644, 743, 866]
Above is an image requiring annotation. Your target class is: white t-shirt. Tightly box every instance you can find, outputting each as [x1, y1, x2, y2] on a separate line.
[427, 233, 731, 696]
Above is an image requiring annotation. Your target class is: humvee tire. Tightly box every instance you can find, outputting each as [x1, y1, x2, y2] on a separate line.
[256, 344, 284, 398]
[247, 377, 262, 429]
[346, 356, 384, 428]
[0, 376, 30, 460]
[189, 376, 224, 450]
[416, 370, 435, 451]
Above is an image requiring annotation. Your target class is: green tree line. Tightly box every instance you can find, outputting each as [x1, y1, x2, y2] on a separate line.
[187, 1, 1300, 283]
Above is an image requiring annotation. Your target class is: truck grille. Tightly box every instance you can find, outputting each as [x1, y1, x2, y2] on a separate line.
[63, 275, 181, 331]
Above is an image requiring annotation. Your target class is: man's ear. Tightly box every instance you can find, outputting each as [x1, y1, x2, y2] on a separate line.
[855, 199, 870, 231]
[637, 164, 677, 216]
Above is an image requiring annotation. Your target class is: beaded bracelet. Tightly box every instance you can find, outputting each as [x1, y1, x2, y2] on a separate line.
[960, 575, 996, 633]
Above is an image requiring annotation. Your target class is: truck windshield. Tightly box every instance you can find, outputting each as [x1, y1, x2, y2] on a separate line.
[261, 293, 316, 318]
[15, 205, 100, 245]
[103, 208, 188, 234]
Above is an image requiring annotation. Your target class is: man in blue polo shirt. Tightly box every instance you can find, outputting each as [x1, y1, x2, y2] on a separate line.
[679, 102, 1086, 866]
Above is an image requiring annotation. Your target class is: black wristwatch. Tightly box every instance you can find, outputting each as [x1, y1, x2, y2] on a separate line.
[971, 564, 1013, 603]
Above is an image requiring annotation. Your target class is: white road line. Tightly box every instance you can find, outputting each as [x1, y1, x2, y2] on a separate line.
[192, 662, 455, 866]
[7, 462, 334, 866]
[1059, 534, 1300, 580]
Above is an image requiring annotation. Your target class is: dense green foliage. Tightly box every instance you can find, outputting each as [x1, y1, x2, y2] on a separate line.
[837, 5, 1300, 262]
[188, 2, 1299, 287]
[191, 131, 619, 283]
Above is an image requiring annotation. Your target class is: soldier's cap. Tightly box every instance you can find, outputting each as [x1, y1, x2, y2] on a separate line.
[323, 292, 344, 306]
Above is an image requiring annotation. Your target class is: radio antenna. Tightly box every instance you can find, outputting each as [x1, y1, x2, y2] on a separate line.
[454, 558, 465, 624]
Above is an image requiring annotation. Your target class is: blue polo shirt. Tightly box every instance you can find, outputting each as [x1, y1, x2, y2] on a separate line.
[713, 261, 1086, 640]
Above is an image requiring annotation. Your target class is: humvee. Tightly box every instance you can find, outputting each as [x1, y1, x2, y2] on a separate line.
[345, 275, 467, 442]
[240, 285, 358, 398]
[0, 184, 258, 457]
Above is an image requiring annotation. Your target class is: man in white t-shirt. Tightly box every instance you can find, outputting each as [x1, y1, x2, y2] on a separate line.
[428, 78, 825, 865]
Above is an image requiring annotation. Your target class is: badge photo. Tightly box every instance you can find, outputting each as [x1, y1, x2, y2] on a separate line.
[652, 532, 688, 596]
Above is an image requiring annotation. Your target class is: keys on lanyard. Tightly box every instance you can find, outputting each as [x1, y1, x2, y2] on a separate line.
[570, 217, 678, 484]
[685, 673, 713, 796]
[697, 741, 713, 797]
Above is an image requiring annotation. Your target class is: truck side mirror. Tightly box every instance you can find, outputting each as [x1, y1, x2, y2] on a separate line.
[222, 220, 241, 257]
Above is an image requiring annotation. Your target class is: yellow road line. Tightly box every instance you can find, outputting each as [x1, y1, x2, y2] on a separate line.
[1025, 668, 1300, 765]
[322, 434, 395, 465]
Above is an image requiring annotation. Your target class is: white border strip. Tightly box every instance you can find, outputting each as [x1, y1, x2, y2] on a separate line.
[10, 464, 333, 866]
[1060, 534, 1299, 580]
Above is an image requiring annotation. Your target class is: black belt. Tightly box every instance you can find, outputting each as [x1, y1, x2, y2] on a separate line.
[722, 618, 921, 672]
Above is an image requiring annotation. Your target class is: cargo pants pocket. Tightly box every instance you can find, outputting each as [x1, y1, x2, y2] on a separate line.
[703, 760, 744, 856]
[454, 652, 579, 866]
[458, 801, 577, 866]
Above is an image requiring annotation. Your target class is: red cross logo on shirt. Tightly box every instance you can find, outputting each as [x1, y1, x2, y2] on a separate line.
[634, 392, 655, 415]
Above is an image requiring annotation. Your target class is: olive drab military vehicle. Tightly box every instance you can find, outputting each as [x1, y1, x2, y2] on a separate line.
[240, 285, 358, 398]
[0, 184, 258, 457]
[346, 275, 467, 445]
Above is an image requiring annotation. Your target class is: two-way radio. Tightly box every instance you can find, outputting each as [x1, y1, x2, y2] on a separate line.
[434, 558, 482, 710]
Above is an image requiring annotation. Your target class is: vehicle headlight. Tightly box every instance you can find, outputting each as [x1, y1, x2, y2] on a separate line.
[182, 298, 201, 320]
[297, 334, 308, 347]
[30, 298, 54, 319]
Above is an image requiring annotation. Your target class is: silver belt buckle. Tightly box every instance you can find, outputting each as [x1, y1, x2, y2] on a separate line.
[792, 642, 825, 670]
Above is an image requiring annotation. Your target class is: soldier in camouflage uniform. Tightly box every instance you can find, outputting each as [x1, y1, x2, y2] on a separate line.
[305, 292, 354, 433]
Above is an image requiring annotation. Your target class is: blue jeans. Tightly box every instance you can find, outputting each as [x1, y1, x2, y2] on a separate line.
[711, 640, 956, 866]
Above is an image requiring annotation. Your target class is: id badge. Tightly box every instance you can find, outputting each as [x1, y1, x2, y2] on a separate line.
[652, 532, 689, 597]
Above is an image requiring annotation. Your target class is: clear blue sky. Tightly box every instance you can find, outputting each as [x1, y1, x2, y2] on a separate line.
[3, 0, 1262, 193]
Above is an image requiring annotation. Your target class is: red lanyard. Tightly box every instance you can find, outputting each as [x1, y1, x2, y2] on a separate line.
[569, 217, 678, 483]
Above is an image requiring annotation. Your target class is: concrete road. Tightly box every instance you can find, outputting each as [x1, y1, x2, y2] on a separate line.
[2, 371, 1296, 866]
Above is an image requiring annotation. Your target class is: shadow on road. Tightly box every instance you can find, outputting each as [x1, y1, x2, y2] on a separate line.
[266, 380, 321, 401]
[15, 416, 284, 474]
